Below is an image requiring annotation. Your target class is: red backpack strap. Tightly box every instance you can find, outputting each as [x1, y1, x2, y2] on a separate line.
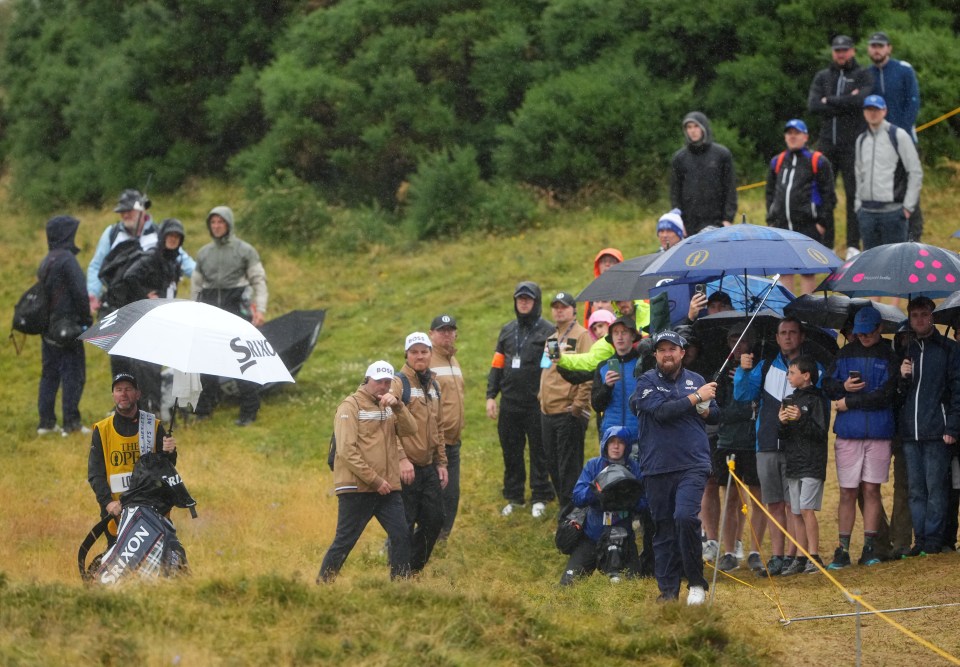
[811, 150, 822, 175]
[774, 151, 787, 174]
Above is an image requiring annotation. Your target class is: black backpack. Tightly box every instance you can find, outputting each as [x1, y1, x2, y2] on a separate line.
[11, 255, 56, 337]
[555, 503, 588, 554]
[12, 281, 48, 335]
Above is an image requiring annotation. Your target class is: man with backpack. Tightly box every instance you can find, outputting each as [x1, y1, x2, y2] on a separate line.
[766, 118, 837, 293]
[392, 332, 448, 574]
[36, 215, 92, 436]
[86, 190, 195, 412]
[86, 189, 195, 316]
[854, 95, 923, 250]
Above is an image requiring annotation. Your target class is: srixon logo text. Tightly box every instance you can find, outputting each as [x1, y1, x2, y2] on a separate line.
[230, 337, 277, 373]
[99, 525, 153, 584]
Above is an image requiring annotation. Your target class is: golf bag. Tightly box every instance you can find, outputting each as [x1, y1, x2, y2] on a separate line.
[80, 452, 197, 583]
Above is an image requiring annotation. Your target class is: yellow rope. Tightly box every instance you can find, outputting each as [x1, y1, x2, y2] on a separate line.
[722, 467, 960, 665]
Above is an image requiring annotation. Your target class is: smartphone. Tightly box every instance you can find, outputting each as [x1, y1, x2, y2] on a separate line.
[608, 358, 620, 373]
[848, 370, 861, 381]
[546, 340, 560, 359]
[780, 395, 795, 408]
[694, 284, 706, 295]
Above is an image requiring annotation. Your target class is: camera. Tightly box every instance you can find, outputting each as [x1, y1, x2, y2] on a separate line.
[546, 340, 560, 359]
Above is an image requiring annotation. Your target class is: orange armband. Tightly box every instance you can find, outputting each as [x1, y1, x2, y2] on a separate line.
[491, 352, 506, 369]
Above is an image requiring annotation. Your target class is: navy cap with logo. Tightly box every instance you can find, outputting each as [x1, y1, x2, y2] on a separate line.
[112, 372, 139, 390]
[551, 291, 576, 308]
[831, 34, 854, 49]
[868, 31, 890, 45]
[430, 314, 457, 330]
[653, 330, 687, 349]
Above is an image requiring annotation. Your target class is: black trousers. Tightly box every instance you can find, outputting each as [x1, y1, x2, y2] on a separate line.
[561, 528, 641, 583]
[499, 407, 554, 505]
[195, 373, 260, 420]
[542, 412, 587, 510]
[401, 464, 445, 573]
[441, 442, 461, 537]
[318, 491, 411, 581]
[818, 142, 857, 249]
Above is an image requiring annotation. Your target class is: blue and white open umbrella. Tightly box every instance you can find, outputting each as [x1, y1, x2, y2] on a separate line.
[641, 223, 841, 280]
[650, 274, 795, 326]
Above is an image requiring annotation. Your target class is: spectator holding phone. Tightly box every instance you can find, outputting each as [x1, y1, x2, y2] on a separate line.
[822, 306, 899, 567]
[896, 297, 960, 556]
[777, 356, 829, 575]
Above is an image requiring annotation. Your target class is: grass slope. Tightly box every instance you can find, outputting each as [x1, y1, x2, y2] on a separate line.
[2, 169, 960, 665]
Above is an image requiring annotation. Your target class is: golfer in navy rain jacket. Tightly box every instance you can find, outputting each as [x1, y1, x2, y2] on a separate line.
[631, 330, 719, 605]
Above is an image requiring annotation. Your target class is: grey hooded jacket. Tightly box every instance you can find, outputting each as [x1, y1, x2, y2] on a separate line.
[854, 120, 922, 213]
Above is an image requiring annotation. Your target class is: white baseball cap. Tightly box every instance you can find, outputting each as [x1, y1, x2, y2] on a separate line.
[405, 331, 432, 351]
[365, 360, 395, 381]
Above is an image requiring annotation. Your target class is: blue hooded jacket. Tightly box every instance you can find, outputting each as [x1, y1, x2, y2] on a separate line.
[572, 426, 643, 542]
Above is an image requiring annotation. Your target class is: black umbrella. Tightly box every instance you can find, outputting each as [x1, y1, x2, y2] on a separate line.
[576, 254, 677, 302]
[785, 294, 904, 334]
[933, 291, 960, 327]
[693, 309, 839, 368]
[815, 242, 960, 298]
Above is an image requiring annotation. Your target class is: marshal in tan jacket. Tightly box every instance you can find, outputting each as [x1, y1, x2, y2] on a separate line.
[391, 364, 448, 468]
[332, 386, 417, 494]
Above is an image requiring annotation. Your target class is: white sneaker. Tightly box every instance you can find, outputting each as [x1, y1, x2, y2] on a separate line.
[702, 539, 719, 563]
[501, 503, 515, 517]
[609, 575, 621, 584]
[687, 585, 706, 606]
[36, 425, 60, 436]
[61, 425, 92, 437]
[735, 540, 744, 561]
[531, 502, 546, 518]
[845, 246, 861, 261]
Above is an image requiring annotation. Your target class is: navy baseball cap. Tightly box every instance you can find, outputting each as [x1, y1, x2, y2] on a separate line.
[863, 95, 887, 109]
[868, 31, 890, 45]
[112, 372, 138, 389]
[653, 330, 687, 349]
[784, 119, 808, 134]
[852, 306, 882, 335]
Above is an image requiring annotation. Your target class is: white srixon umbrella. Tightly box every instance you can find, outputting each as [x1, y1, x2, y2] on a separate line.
[80, 299, 295, 385]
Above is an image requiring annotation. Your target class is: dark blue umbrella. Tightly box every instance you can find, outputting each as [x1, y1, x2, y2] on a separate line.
[640, 223, 841, 280]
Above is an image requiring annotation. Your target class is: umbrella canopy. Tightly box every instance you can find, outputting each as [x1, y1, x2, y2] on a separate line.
[815, 242, 960, 298]
[650, 274, 795, 326]
[933, 291, 960, 327]
[80, 299, 295, 385]
[693, 309, 839, 360]
[640, 223, 841, 280]
[576, 253, 676, 302]
[785, 294, 905, 333]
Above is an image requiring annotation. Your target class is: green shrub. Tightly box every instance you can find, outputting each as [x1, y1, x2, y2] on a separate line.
[242, 170, 333, 248]
[405, 146, 484, 240]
